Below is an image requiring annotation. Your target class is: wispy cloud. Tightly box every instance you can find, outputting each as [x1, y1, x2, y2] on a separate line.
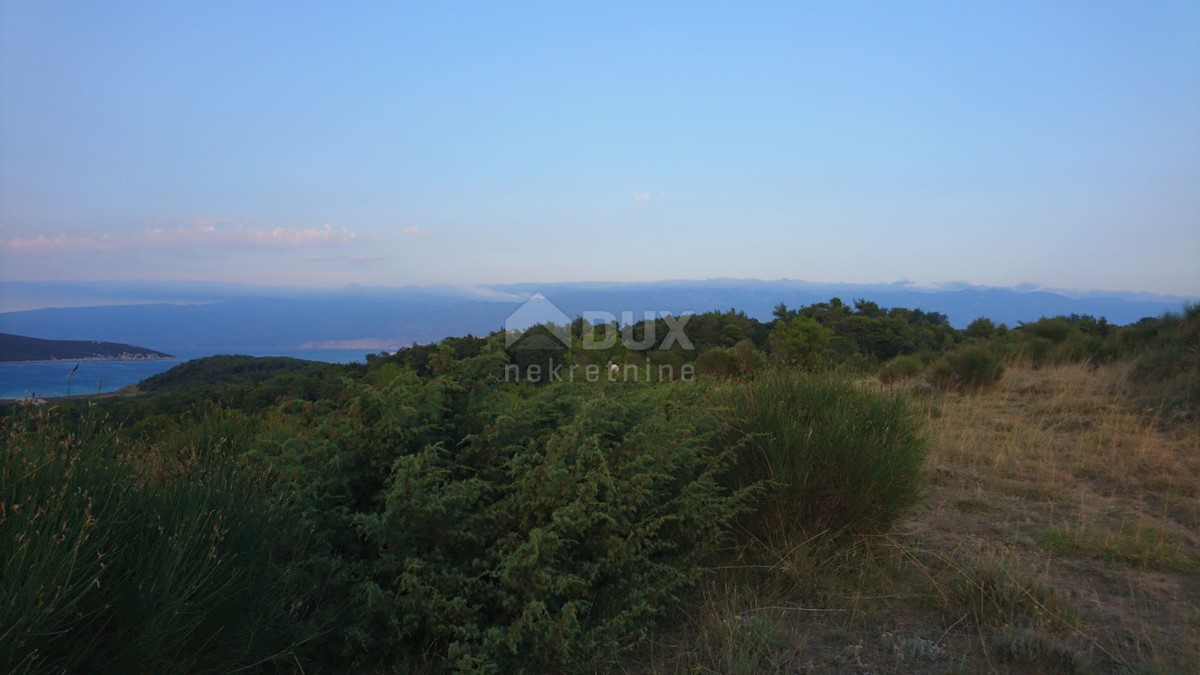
[142, 223, 356, 247]
[632, 192, 652, 202]
[2, 233, 112, 251]
[302, 254, 386, 266]
[2, 223, 358, 251]
[401, 226, 430, 239]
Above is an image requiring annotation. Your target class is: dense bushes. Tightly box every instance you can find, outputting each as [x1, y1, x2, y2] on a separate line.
[928, 307, 1196, 413]
[138, 354, 345, 393]
[248, 351, 758, 671]
[4, 334, 946, 671]
[1124, 303, 1199, 421]
[251, 360, 930, 669]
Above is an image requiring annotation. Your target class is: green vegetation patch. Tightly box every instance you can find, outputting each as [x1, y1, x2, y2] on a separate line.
[0, 410, 305, 674]
[41, 294, 1200, 671]
[1038, 523, 1200, 574]
[247, 350, 761, 672]
[878, 354, 924, 384]
[719, 369, 927, 539]
[928, 346, 1005, 390]
[138, 354, 338, 392]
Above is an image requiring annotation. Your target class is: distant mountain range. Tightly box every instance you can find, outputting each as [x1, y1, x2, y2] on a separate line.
[0, 280, 1192, 353]
[0, 332, 174, 363]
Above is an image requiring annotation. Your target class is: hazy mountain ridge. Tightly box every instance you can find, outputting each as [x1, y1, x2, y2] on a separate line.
[0, 280, 1190, 352]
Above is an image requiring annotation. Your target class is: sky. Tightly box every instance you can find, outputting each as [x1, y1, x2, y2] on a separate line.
[2, 1, 1198, 300]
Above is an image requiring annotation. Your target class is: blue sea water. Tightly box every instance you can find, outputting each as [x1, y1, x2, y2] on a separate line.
[0, 349, 378, 400]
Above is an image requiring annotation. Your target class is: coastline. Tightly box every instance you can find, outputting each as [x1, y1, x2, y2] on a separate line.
[0, 355, 177, 365]
[1, 349, 374, 401]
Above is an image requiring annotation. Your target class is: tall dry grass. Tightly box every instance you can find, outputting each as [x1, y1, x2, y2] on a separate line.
[633, 362, 1198, 673]
[916, 361, 1200, 671]
[925, 362, 1198, 514]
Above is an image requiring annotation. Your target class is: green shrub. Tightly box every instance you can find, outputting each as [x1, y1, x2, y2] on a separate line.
[1025, 338, 1055, 369]
[1054, 332, 1104, 365]
[1121, 303, 1199, 422]
[964, 317, 998, 339]
[718, 370, 926, 538]
[769, 317, 832, 369]
[930, 347, 1005, 390]
[1015, 316, 1112, 368]
[982, 337, 1019, 364]
[696, 346, 740, 377]
[1130, 344, 1188, 384]
[1022, 317, 1072, 344]
[732, 339, 765, 376]
[878, 355, 924, 384]
[252, 355, 756, 672]
[839, 351, 872, 374]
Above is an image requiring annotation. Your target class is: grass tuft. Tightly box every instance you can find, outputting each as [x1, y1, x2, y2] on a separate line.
[1039, 523, 1200, 574]
[0, 407, 307, 674]
[718, 369, 927, 539]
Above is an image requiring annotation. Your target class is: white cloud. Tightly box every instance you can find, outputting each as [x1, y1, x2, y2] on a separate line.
[632, 192, 652, 202]
[1, 233, 110, 251]
[1, 223, 358, 251]
[302, 254, 386, 266]
[143, 223, 356, 247]
[402, 226, 430, 239]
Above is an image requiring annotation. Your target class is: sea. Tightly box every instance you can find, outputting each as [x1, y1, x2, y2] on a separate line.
[0, 348, 379, 401]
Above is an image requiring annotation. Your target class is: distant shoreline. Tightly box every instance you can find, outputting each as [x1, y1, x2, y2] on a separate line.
[0, 355, 178, 365]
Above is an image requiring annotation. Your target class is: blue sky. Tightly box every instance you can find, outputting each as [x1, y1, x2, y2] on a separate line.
[2, 1, 1198, 297]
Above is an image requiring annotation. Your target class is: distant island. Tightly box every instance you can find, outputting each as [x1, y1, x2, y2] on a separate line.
[0, 333, 174, 363]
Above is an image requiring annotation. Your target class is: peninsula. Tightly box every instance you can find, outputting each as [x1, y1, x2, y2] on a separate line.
[0, 333, 174, 363]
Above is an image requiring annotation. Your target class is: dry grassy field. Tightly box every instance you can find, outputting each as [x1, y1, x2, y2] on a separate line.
[636, 362, 1198, 673]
